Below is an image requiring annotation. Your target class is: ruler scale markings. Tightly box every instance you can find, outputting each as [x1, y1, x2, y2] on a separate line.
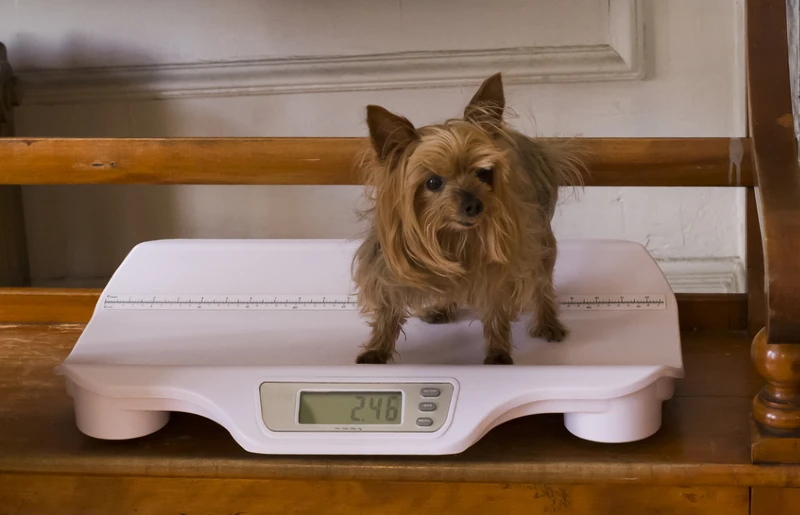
[559, 294, 666, 311]
[102, 294, 666, 311]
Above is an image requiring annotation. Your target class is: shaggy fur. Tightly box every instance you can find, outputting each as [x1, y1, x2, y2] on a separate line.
[352, 73, 584, 365]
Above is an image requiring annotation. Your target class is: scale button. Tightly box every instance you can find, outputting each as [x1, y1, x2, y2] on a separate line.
[420, 388, 441, 398]
[416, 417, 434, 427]
[418, 402, 437, 412]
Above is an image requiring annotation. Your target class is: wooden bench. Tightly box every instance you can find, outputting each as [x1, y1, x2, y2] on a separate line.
[2, 1, 800, 513]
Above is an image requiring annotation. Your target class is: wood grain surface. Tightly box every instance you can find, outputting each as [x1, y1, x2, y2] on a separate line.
[0, 137, 753, 186]
[0, 474, 749, 515]
[0, 288, 99, 323]
[751, 486, 800, 515]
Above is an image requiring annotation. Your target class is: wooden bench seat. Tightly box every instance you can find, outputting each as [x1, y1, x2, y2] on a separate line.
[1, 322, 790, 514]
[0, 324, 759, 485]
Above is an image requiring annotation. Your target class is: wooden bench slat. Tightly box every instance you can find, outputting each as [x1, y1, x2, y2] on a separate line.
[0, 137, 753, 186]
[0, 288, 99, 324]
[0, 474, 750, 515]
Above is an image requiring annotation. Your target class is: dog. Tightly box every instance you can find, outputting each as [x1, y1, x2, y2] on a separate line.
[351, 72, 584, 365]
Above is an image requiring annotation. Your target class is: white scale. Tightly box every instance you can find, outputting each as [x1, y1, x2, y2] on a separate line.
[57, 239, 683, 455]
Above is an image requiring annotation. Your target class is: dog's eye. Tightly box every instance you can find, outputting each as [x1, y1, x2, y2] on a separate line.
[425, 175, 445, 192]
[476, 167, 494, 185]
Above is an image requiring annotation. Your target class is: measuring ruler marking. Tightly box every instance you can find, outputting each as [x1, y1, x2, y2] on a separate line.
[103, 294, 359, 310]
[558, 295, 666, 311]
[102, 294, 666, 311]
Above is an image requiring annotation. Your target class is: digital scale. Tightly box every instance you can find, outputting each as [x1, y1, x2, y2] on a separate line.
[56, 239, 683, 455]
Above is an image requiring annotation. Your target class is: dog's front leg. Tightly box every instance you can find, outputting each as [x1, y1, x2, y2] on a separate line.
[482, 309, 514, 365]
[356, 307, 406, 364]
[529, 233, 567, 342]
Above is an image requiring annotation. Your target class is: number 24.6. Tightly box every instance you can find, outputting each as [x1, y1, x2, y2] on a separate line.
[350, 396, 399, 422]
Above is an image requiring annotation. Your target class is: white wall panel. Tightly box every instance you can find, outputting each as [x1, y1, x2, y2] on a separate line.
[3, 0, 746, 291]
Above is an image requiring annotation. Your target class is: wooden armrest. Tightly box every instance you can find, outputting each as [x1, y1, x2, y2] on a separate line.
[747, 2, 800, 343]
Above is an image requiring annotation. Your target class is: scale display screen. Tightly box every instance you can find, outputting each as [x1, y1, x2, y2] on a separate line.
[298, 391, 402, 425]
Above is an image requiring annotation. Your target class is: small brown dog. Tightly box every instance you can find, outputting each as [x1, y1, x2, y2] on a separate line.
[352, 72, 583, 365]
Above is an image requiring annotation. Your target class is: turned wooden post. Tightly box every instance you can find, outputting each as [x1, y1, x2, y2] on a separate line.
[752, 329, 800, 432]
[747, 1, 800, 461]
[0, 42, 30, 287]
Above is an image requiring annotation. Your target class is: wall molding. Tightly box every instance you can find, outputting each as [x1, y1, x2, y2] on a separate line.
[16, 0, 644, 105]
[657, 258, 744, 294]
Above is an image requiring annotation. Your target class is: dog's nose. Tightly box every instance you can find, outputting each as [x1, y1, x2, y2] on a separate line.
[459, 191, 483, 218]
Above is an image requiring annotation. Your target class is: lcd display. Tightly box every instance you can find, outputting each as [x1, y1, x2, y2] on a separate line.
[298, 391, 402, 424]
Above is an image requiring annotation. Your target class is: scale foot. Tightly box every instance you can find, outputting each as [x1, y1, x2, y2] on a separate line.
[563, 379, 673, 443]
[70, 382, 169, 440]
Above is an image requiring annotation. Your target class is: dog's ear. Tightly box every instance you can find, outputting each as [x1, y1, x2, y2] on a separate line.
[366, 105, 420, 165]
[464, 72, 505, 125]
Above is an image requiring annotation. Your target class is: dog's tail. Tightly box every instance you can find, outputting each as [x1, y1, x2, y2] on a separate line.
[541, 137, 588, 190]
[505, 130, 587, 216]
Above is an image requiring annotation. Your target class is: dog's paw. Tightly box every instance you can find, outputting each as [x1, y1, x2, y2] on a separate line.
[356, 350, 389, 364]
[483, 352, 514, 365]
[530, 320, 567, 342]
[421, 308, 455, 324]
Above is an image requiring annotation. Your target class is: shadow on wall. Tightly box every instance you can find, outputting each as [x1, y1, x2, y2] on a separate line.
[14, 35, 186, 285]
[11, 35, 365, 286]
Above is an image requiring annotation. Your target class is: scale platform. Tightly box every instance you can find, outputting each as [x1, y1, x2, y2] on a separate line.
[57, 238, 683, 456]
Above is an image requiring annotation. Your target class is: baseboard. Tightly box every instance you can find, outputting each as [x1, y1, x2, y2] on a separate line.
[657, 258, 744, 294]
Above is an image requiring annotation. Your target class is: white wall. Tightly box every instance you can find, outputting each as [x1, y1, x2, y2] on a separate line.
[3, 0, 747, 291]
